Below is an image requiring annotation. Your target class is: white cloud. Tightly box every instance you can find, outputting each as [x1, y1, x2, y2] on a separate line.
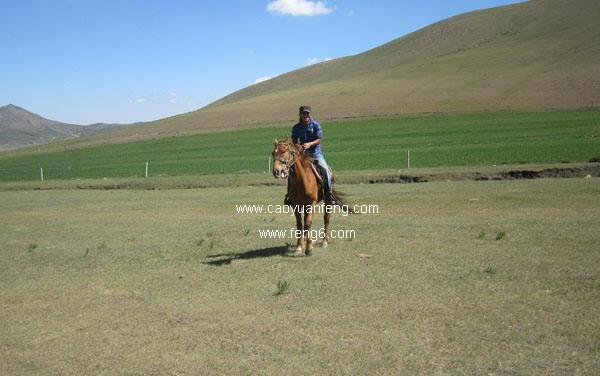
[324, 57, 333, 61]
[168, 93, 177, 104]
[347, 10, 355, 16]
[254, 75, 278, 84]
[135, 98, 148, 104]
[306, 57, 319, 65]
[267, 0, 332, 16]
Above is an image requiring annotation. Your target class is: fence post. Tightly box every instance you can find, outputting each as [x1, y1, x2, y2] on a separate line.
[268, 156, 272, 174]
[145, 162, 148, 178]
[407, 150, 410, 169]
[40, 168, 44, 182]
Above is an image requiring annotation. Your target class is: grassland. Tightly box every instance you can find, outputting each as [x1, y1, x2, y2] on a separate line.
[1, 177, 599, 375]
[1, 108, 598, 374]
[2, 2, 598, 373]
[1, 110, 599, 182]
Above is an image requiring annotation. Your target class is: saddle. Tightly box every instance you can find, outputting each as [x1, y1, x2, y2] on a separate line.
[309, 159, 335, 185]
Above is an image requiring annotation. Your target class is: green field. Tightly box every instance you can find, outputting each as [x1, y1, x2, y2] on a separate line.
[1, 178, 599, 374]
[1, 110, 599, 182]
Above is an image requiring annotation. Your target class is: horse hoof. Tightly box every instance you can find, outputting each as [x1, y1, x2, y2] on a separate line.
[305, 248, 314, 256]
[322, 241, 328, 248]
[294, 248, 303, 256]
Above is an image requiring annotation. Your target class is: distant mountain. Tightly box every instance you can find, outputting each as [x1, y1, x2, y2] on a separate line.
[0, 104, 134, 150]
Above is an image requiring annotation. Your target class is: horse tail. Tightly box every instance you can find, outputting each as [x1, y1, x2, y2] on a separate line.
[331, 188, 357, 214]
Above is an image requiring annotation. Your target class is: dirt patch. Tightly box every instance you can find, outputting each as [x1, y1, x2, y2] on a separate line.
[361, 165, 600, 185]
[4, 164, 598, 191]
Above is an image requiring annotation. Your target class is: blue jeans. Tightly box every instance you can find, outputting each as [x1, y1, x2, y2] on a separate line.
[312, 151, 332, 189]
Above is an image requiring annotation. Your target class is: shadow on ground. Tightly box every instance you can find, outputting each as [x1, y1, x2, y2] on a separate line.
[204, 245, 289, 266]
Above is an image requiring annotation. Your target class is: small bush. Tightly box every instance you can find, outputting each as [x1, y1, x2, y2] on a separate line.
[275, 280, 291, 296]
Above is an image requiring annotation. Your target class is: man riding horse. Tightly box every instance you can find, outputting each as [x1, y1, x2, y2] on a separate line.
[284, 105, 336, 206]
[273, 106, 352, 255]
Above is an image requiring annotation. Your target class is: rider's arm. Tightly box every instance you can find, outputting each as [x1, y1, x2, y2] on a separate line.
[302, 138, 321, 150]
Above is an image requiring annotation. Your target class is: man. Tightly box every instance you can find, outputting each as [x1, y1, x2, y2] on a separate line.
[285, 105, 336, 205]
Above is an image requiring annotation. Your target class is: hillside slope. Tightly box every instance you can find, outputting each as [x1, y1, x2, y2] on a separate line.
[210, 0, 599, 112]
[5, 0, 600, 154]
[124, 0, 600, 135]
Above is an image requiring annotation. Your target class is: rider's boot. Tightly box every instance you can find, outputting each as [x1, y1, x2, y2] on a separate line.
[323, 179, 336, 206]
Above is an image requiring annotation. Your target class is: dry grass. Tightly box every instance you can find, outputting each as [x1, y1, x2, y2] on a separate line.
[1, 178, 599, 375]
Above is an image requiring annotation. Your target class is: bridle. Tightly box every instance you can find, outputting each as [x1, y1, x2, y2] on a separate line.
[273, 142, 300, 170]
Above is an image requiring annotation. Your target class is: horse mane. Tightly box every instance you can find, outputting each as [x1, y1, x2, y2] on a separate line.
[288, 143, 313, 165]
[299, 149, 315, 164]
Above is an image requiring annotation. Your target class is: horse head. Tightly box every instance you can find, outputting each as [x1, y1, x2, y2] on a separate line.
[272, 136, 297, 179]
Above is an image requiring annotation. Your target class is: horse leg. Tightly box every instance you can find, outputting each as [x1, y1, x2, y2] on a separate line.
[322, 209, 330, 247]
[294, 210, 304, 255]
[304, 208, 315, 256]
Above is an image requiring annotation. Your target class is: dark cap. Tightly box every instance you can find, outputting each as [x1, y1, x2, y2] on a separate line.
[299, 105, 311, 114]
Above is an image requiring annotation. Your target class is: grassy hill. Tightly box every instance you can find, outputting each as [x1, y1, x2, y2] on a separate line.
[3, 0, 599, 157]
[208, 0, 599, 112]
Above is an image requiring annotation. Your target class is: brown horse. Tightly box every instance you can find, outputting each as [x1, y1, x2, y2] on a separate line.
[272, 136, 351, 256]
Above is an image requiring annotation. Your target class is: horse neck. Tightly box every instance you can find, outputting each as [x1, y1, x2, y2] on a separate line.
[290, 155, 313, 187]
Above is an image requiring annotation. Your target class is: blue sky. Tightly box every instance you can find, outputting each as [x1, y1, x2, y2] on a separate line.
[1, 0, 523, 125]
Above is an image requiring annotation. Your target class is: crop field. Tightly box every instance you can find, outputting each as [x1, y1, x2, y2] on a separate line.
[1, 176, 599, 375]
[1, 110, 599, 182]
